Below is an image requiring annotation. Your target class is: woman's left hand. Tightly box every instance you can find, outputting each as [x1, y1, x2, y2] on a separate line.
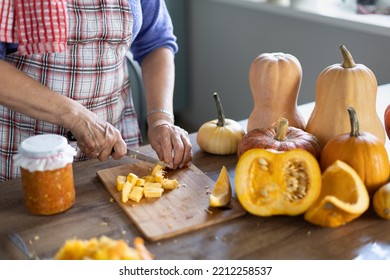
[147, 120, 192, 169]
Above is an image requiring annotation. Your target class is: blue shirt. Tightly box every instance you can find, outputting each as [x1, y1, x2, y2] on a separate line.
[0, 0, 178, 64]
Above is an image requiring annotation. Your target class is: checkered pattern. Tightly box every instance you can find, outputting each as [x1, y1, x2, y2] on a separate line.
[0, 0, 68, 55]
[0, 0, 141, 181]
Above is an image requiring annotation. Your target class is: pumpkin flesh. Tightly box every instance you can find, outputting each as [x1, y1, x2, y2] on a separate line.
[235, 148, 321, 216]
[304, 160, 370, 227]
[209, 166, 232, 208]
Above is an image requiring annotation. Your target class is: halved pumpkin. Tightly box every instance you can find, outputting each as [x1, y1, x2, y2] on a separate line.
[234, 148, 322, 216]
[304, 160, 370, 227]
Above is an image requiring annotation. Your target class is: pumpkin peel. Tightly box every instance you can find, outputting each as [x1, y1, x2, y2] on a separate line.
[304, 160, 370, 228]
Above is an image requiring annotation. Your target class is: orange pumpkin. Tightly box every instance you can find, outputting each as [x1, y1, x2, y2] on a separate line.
[235, 148, 322, 216]
[373, 182, 390, 220]
[320, 107, 390, 195]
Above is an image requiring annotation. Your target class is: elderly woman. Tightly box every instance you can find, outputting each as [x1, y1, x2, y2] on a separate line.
[0, 0, 192, 181]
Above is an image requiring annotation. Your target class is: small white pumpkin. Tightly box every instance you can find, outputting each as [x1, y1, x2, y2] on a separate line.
[197, 92, 245, 155]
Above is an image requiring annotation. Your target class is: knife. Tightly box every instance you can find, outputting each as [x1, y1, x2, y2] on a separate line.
[7, 233, 39, 260]
[126, 148, 166, 167]
[67, 132, 165, 167]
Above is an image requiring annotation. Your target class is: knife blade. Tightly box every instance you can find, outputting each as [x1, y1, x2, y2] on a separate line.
[7, 233, 39, 260]
[127, 148, 166, 167]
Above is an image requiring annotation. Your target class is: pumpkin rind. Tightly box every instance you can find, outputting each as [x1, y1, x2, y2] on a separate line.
[247, 52, 305, 132]
[373, 183, 390, 220]
[305, 45, 385, 147]
[238, 117, 321, 158]
[304, 160, 370, 227]
[234, 148, 321, 216]
[320, 107, 390, 195]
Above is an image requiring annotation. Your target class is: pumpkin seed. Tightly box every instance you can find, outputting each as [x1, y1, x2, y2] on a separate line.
[284, 160, 308, 202]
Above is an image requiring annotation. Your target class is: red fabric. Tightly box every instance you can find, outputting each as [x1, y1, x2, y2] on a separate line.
[0, 0, 67, 55]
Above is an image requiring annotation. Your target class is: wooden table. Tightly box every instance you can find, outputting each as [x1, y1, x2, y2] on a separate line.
[1, 85, 390, 260]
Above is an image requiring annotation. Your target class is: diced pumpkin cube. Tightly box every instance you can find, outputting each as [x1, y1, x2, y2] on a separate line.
[144, 187, 164, 198]
[121, 181, 133, 203]
[116, 175, 127, 191]
[144, 182, 162, 188]
[129, 186, 144, 203]
[151, 164, 165, 183]
[127, 173, 139, 185]
[142, 175, 155, 183]
[151, 164, 165, 176]
[135, 177, 145, 187]
[162, 178, 179, 190]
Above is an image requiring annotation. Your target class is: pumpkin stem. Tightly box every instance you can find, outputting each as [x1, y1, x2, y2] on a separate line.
[347, 106, 360, 137]
[274, 117, 289, 141]
[340, 45, 356, 69]
[213, 92, 226, 127]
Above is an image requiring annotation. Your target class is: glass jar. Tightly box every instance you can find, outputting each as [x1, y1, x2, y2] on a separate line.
[14, 134, 77, 215]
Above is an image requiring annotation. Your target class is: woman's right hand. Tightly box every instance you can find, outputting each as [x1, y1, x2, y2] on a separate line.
[66, 107, 127, 161]
[0, 60, 127, 161]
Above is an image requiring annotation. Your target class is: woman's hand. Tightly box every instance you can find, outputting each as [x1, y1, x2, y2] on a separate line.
[66, 107, 127, 161]
[141, 47, 192, 169]
[148, 120, 192, 169]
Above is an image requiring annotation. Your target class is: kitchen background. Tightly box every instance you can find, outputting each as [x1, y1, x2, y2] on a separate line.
[154, 0, 390, 134]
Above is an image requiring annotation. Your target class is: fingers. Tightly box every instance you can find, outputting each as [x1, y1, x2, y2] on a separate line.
[149, 124, 193, 170]
[170, 127, 192, 169]
[72, 122, 127, 161]
[179, 130, 192, 168]
[111, 137, 127, 160]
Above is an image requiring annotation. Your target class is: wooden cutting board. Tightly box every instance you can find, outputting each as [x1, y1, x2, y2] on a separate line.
[97, 162, 246, 242]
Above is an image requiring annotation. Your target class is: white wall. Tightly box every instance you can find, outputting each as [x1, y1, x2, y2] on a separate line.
[179, 0, 390, 132]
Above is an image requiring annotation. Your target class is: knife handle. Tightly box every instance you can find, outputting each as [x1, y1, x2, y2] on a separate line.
[66, 131, 116, 153]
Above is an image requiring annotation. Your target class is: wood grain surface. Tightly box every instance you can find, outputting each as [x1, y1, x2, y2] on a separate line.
[2, 99, 390, 260]
[97, 163, 246, 241]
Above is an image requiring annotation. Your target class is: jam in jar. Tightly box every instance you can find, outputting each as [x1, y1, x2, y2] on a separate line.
[14, 134, 77, 215]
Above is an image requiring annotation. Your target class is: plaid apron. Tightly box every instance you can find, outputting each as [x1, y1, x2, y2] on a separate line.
[0, 0, 141, 181]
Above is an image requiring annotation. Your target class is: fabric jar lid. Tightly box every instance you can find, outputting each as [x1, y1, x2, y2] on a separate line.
[14, 134, 76, 172]
[19, 134, 69, 158]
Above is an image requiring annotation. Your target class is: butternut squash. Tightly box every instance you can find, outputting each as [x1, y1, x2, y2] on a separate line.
[247, 52, 306, 133]
[305, 45, 385, 147]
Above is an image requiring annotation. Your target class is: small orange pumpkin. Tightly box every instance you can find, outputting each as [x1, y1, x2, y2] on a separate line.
[235, 148, 322, 216]
[320, 106, 390, 195]
[237, 117, 321, 159]
[373, 182, 390, 220]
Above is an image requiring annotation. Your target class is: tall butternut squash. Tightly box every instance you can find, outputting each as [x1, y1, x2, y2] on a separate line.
[247, 52, 305, 133]
[305, 45, 385, 147]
